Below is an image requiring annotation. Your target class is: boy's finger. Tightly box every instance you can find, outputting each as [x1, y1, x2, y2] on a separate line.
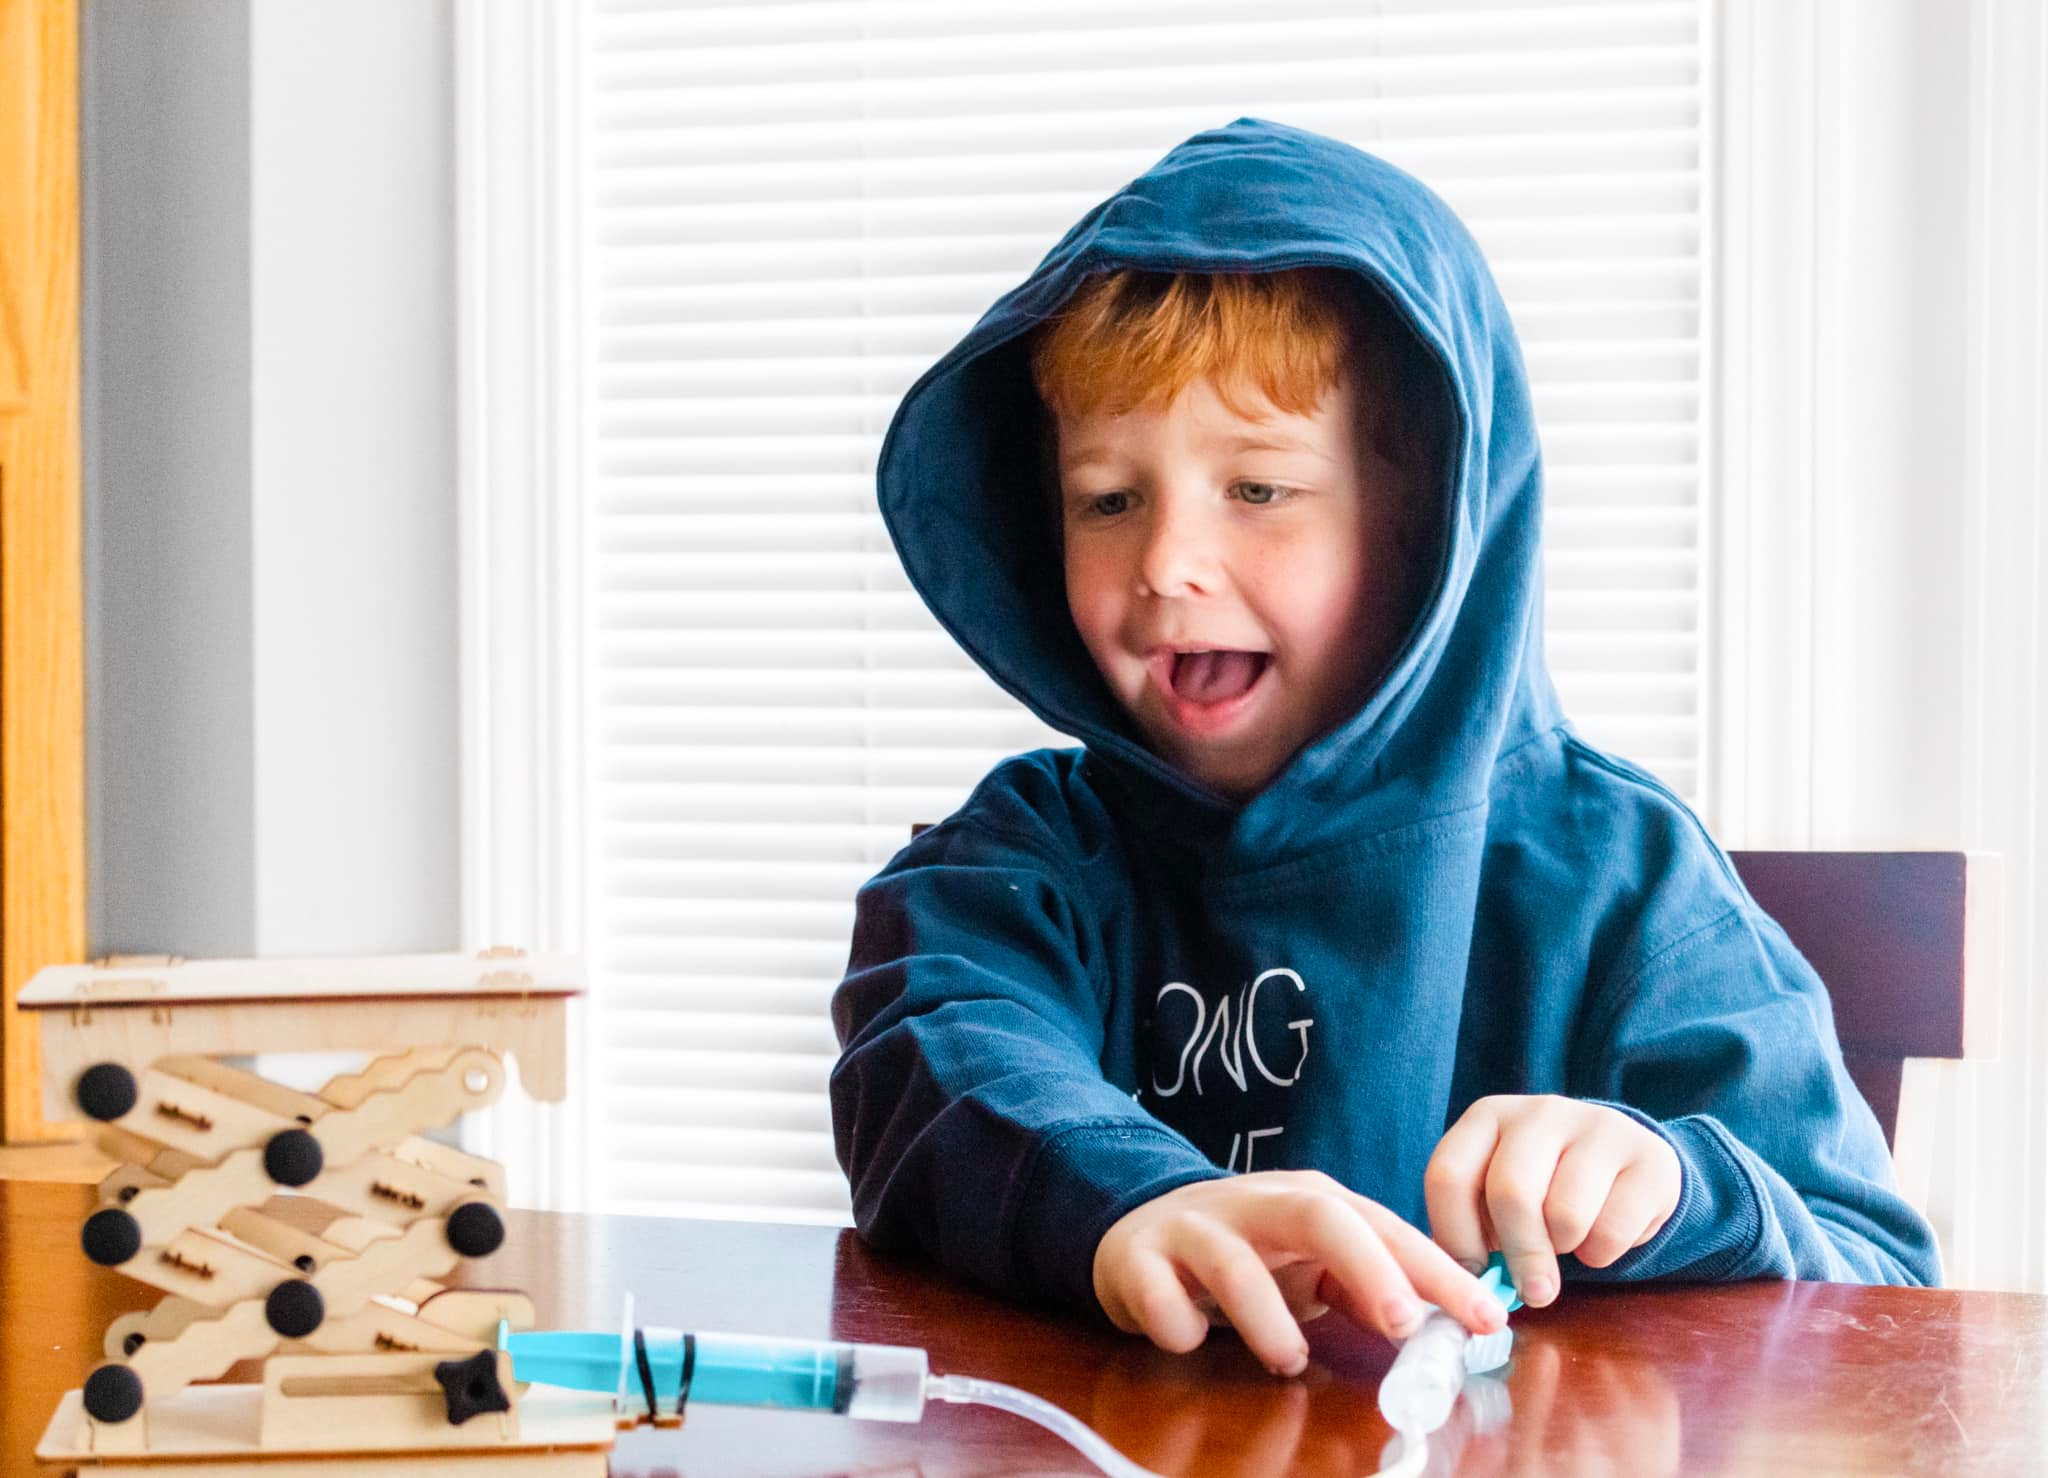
[1172, 1219, 1310, 1376]
[1423, 1106, 1500, 1274]
[1542, 1135, 1626, 1256]
[1119, 1247, 1210, 1353]
[1266, 1193, 1428, 1343]
[1347, 1194, 1508, 1335]
[1482, 1123, 1567, 1307]
[1576, 1160, 1676, 1269]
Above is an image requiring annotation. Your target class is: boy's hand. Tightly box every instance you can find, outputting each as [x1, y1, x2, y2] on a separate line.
[1423, 1095, 1681, 1308]
[1092, 1170, 1507, 1377]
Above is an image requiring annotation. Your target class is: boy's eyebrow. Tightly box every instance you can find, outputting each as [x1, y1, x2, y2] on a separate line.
[1058, 444, 1119, 473]
[1059, 432, 1329, 471]
[1216, 432, 1329, 458]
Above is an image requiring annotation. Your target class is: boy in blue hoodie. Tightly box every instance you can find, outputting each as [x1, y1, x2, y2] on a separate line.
[830, 118, 1939, 1380]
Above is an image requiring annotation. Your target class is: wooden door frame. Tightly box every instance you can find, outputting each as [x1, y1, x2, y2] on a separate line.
[0, 0, 87, 1143]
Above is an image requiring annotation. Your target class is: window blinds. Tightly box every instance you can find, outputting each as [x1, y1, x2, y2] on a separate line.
[579, 0, 1710, 1222]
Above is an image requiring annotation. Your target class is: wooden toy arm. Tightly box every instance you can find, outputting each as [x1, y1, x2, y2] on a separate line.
[123, 1218, 465, 1404]
[120, 1050, 504, 1247]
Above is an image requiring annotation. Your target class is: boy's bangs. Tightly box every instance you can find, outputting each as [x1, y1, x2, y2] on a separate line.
[1029, 269, 1354, 424]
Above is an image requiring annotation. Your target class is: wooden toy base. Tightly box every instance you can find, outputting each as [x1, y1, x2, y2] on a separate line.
[36, 1383, 618, 1476]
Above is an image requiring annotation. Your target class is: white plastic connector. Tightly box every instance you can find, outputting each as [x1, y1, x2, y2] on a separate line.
[842, 1343, 929, 1421]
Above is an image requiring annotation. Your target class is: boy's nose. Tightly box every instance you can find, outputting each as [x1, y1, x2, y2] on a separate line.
[1134, 502, 1222, 598]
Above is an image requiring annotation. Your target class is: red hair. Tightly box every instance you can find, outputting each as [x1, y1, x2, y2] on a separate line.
[1026, 267, 1445, 485]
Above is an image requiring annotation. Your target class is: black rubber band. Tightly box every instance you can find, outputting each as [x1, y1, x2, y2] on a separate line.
[831, 1345, 857, 1414]
[633, 1327, 658, 1421]
[677, 1332, 696, 1414]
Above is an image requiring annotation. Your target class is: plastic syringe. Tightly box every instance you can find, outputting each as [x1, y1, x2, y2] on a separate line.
[499, 1296, 1166, 1478]
[1375, 1251, 1522, 1436]
[499, 1295, 926, 1422]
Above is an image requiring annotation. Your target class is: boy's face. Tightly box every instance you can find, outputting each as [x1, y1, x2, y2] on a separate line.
[1056, 375, 1414, 800]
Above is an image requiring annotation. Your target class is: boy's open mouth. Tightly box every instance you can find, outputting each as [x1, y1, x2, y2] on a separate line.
[1164, 649, 1271, 706]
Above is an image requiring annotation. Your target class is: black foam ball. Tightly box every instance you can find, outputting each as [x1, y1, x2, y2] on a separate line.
[265, 1279, 325, 1339]
[263, 1128, 324, 1187]
[445, 1202, 505, 1259]
[81, 1208, 142, 1267]
[82, 1364, 144, 1424]
[75, 1063, 138, 1122]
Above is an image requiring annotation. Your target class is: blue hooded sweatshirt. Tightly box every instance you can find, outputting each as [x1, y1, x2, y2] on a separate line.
[829, 117, 1940, 1316]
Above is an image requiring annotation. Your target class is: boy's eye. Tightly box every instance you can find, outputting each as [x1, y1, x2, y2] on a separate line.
[1083, 491, 1131, 518]
[1235, 482, 1287, 505]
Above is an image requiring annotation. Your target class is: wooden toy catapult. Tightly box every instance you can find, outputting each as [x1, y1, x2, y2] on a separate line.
[23, 949, 624, 1476]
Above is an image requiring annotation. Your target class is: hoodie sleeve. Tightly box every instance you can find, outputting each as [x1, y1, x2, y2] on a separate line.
[1567, 896, 1941, 1288]
[829, 816, 1227, 1313]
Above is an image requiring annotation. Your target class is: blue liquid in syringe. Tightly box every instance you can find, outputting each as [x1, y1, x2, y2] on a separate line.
[507, 1327, 849, 1413]
[693, 1334, 844, 1411]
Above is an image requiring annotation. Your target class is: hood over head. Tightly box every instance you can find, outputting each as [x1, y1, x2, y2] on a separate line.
[876, 117, 1563, 866]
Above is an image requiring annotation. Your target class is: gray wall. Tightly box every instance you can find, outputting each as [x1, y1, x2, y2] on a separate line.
[82, 0, 458, 958]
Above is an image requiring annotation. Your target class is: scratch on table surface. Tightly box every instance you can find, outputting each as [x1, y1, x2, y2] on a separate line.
[1996, 1349, 2022, 1405]
[1936, 1387, 1970, 1452]
[1806, 1307, 1900, 1335]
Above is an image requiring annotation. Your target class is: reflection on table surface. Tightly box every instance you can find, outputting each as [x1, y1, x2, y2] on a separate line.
[4, 1182, 2044, 1476]
[1081, 1333, 1681, 1477]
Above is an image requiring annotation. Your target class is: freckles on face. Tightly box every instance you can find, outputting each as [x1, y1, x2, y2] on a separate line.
[1052, 377, 1411, 798]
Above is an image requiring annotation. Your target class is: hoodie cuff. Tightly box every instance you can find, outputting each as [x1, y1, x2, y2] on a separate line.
[1014, 1122, 1228, 1315]
[1575, 1101, 1767, 1282]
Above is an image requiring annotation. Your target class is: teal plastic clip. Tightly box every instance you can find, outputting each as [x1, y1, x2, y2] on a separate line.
[1479, 1250, 1523, 1313]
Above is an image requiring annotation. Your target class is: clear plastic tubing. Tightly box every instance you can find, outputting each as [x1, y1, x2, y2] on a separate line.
[926, 1373, 1166, 1478]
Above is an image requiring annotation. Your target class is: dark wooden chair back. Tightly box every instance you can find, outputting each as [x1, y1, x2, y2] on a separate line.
[1729, 851, 1996, 1148]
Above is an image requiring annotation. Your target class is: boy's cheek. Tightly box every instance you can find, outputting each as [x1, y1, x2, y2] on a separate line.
[1063, 613, 1127, 690]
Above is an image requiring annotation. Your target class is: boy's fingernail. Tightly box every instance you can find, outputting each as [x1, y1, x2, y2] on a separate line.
[1471, 1295, 1507, 1329]
[1270, 1346, 1309, 1378]
[1383, 1297, 1423, 1335]
[1523, 1277, 1556, 1306]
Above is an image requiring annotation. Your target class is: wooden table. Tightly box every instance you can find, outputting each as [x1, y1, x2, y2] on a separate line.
[5, 1180, 2045, 1476]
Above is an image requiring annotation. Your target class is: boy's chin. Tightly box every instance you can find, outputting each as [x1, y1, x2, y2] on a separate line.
[1149, 734, 1280, 802]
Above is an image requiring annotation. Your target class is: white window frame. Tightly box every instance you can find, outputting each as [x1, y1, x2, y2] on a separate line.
[453, 0, 592, 1211]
